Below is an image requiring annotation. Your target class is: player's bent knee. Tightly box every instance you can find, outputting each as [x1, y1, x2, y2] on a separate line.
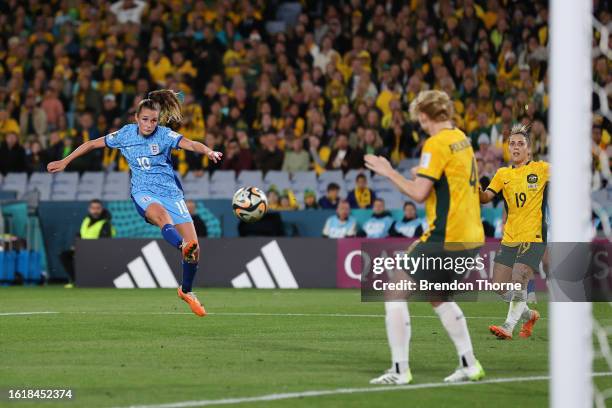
[146, 204, 172, 227]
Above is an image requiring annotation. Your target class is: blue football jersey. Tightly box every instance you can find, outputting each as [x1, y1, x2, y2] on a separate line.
[362, 215, 394, 238]
[323, 215, 357, 238]
[105, 124, 184, 198]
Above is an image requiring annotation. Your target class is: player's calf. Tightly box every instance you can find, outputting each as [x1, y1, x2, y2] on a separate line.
[160, 224, 183, 249]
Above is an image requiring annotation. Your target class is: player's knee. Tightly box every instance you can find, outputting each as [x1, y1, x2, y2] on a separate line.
[511, 264, 531, 285]
[146, 205, 171, 227]
[145, 205, 160, 222]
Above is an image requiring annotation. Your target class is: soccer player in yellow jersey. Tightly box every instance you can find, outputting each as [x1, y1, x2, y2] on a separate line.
[365, 90, 485, 385]
[479, 124, 548, 339]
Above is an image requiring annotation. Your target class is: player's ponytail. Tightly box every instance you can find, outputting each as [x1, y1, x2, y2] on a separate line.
[510, 122, 531, 145]
[137, 89, 183, 129]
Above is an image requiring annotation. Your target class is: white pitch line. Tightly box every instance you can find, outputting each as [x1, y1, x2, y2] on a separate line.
[0, 311, 59, 316]
[0, 311, 545, 320]
[208, 312, 546, 320]
[114, 372, 612, 408]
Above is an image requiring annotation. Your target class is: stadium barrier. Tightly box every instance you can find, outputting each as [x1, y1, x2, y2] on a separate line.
[75, 238, 338, 288]
[42, 200, 503, 280]
[73, 237, 556, 290]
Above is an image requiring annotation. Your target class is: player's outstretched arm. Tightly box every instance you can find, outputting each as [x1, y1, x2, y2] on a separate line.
[178, 137, 223, 163]
[479, 168, 503, 203]
[47, 137, 106, 173]
[364, 154, 433, 203]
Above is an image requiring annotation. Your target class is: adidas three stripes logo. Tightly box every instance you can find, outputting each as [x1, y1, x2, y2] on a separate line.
[231, 241, 298, 289]
[112, 240, 298, 289]
[113, 241, 179, 288]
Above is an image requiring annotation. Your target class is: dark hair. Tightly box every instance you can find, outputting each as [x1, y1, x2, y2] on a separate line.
[404, 201, 416, 209]
[356, 173, 367, 181]
[89, 199, 103, 206]
[137, 89, 183, 129]
[327, 182, 340, 191]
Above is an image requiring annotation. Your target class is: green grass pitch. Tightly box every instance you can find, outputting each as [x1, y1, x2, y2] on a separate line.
[0, 288, 611, 408]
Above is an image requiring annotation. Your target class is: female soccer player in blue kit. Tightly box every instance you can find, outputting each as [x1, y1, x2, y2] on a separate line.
[47, 90, 222, 317]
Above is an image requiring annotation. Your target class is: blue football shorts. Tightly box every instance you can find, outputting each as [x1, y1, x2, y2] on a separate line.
[131, 192, 193, 225]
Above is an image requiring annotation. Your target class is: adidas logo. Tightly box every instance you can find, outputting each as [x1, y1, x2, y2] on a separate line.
[113, 241, 179, 288]
[231, 240, 298, 289]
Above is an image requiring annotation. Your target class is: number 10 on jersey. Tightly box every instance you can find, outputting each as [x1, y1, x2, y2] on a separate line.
[175, 200, 189, 215]
[137, 157, 151, 170]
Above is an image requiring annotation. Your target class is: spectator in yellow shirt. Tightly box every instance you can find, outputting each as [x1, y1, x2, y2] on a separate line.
[222, 40, 246, 79]
[0, 106, 20, 137]
[98, 63, 124, 95]
[172, 51, 197, 81]
[147, 49, 173, 87]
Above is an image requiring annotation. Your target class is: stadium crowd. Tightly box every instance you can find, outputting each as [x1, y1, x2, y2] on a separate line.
[0, 0, 610, 200]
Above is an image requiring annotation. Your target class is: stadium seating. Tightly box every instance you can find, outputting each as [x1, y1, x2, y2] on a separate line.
[101, 172, 130, 201]
[377, 190, 405, 210]
[2, 173, 28, 198]
[0, 169, 504, 222]
[54, 172, 79, 186]
[77, 172, 104, 197]
[28, 172, 52, 187]
[182, 177, 211, 200]
[343, 169, 371, 190]
[264, 170, 291, 191]
[397, 158, 420, 172]
[210, 170, 235, 183]
[50, 190, 77, 201]
[105, 172, 129, 185]
[80, 171, 105, 187]
[371, 174, 395, 193]
[27, 173, 53, 201]
[236, 170, 263, 189]
[291, 171, 318, 198]
[50, 173, 79, 200]
[209, 170, 236, 199]
[27, 184, 51, 201]
[317, 170, 344, 197]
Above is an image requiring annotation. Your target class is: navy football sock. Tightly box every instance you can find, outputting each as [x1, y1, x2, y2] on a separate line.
[181, 261, 198, 293]
[161, 224, 182, 249]
[527, 279, 536, 294]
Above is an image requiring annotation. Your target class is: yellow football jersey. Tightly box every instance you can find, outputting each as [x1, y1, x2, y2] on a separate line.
[417, 128, 485, 243]
[487, 161, 549, 243]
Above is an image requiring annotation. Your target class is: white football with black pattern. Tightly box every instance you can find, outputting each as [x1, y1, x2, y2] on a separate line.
[232, 186, 268, 223]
